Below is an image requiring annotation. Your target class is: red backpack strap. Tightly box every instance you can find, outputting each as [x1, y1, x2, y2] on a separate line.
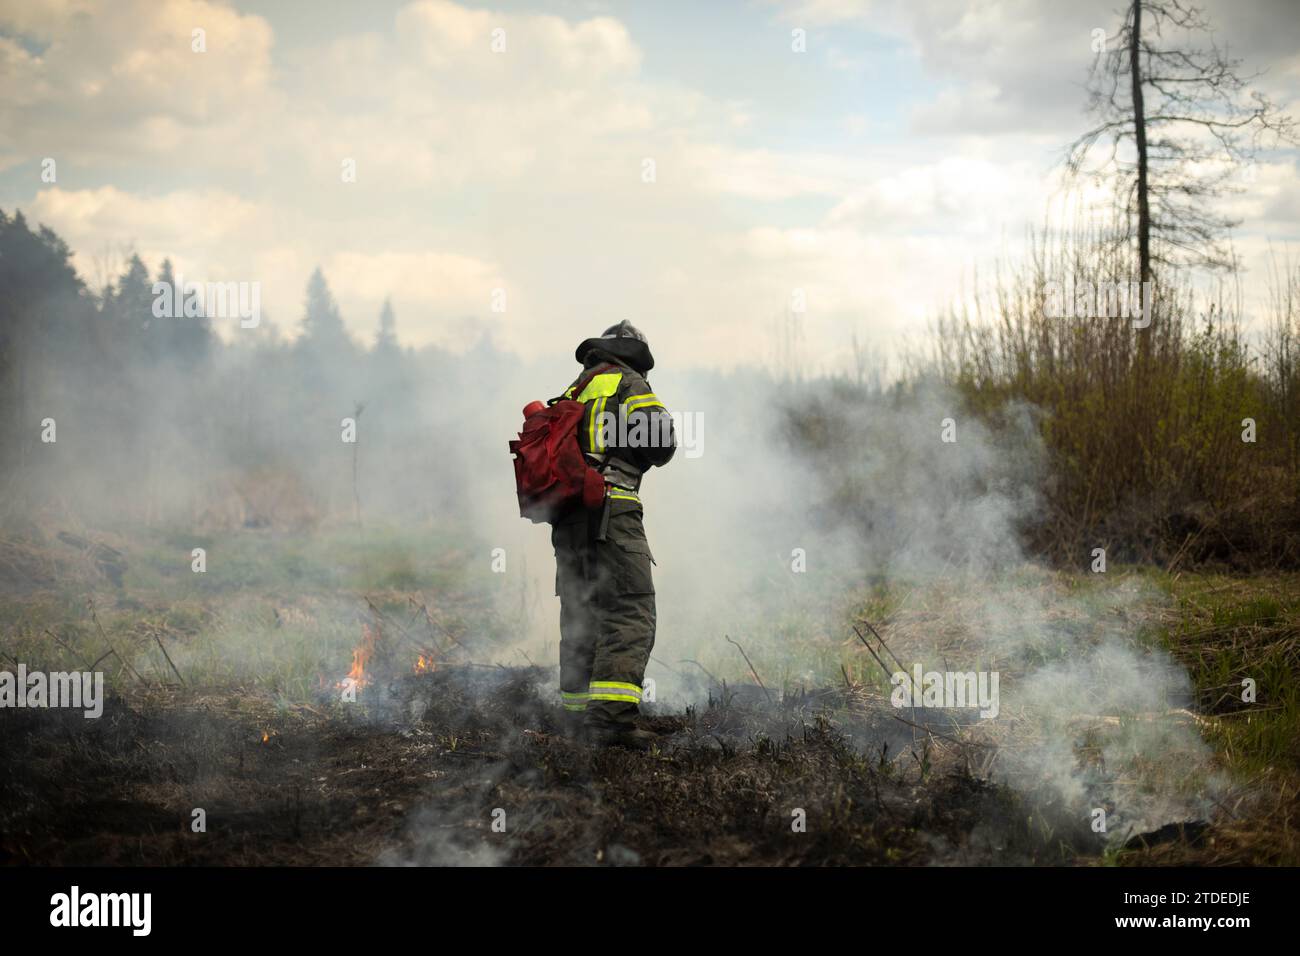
[551, 362, 617, 405]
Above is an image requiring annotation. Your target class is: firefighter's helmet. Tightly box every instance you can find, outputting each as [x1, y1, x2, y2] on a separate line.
[575, 320, 654, 373]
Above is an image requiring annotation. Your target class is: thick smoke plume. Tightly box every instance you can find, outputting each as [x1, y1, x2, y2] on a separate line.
[1, 229, 1221, 846]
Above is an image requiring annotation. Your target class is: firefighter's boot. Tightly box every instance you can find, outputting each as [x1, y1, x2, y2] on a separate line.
[587, 724, 659, 751]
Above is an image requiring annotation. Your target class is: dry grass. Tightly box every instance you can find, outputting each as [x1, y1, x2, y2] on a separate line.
[932, 232, 1300, 567]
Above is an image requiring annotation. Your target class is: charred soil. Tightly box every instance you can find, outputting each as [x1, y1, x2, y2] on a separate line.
[3, 666, 1119, 866]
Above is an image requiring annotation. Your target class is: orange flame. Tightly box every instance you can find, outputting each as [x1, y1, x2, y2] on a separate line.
[338, 623, 380, 689]
[262, 731, 269, 743]
[414, 654, 435, 674]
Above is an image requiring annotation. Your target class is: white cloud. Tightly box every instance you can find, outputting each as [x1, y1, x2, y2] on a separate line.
[324, 249, 505, 348]
[0, 0, 276, 171]
[26, 185, 264, 284]
[2, 0, 1294, 375]
[827, 157, 1040, 232]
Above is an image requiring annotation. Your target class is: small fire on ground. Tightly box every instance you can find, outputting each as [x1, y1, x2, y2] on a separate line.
[337, 623, 380, 689]
[336, 622, 439, 689]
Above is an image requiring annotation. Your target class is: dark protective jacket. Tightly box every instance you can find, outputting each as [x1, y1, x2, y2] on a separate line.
[561, 348, 676, 492]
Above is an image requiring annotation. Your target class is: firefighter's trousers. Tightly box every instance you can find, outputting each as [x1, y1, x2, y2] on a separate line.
[551, 494, 656, 729]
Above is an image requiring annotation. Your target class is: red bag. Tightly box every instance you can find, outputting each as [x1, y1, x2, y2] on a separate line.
[509, 368, 610, 523]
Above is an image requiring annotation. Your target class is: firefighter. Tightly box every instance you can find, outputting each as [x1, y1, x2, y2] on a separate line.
[552, 321, 676, 749]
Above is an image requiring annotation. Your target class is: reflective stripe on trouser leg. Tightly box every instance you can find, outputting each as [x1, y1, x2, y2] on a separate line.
[588, 681, 641, 704]
[561, 691, 590, 712]
[586, 509, 657, 729]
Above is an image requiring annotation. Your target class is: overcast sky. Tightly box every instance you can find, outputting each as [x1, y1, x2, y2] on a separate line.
[2, 0, 1297, 373]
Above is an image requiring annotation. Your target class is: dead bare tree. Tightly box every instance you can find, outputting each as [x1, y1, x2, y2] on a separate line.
[1065, 0, 1296, 283]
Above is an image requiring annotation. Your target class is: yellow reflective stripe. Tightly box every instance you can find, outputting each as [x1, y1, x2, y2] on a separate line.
[562, 690, 589, 711]
[608, 484, 639, 502]
[575, 372, 622, 403]
[588, 395, 610, 452]
[625, 393, 664, 414]
[589, 681, 641, 703]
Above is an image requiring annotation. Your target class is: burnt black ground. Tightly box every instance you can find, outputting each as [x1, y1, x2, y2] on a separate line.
[0, 666, 1108, 866]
